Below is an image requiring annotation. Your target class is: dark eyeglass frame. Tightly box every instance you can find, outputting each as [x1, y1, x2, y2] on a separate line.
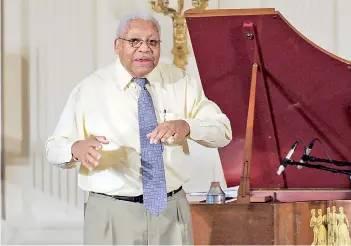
[117, 38, 161, 48]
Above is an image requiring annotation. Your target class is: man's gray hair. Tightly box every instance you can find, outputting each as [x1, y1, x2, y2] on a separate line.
[116, 12, 161, 38]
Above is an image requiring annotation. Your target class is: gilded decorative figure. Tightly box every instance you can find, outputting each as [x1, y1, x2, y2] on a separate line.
[331, 206, 338, 245]
[317, 209, 327, 245]
[310, 206, 351, 245]
[326, 207, 333, 244]
[150, 0, 208, 69]
[311, 209, 319, 245]
[337, 207, 350, 245]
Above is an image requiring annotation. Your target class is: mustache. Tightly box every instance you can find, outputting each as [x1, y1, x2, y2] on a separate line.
[134, 56, 154, 61]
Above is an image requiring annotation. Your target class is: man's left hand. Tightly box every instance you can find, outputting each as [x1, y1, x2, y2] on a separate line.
[147, 120, 190, 144]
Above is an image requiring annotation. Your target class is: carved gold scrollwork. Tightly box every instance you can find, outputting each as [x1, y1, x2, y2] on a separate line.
[150, 0, 208, 69]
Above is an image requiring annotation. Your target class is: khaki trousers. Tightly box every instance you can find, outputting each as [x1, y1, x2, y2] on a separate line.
[84, 189, 194, 245]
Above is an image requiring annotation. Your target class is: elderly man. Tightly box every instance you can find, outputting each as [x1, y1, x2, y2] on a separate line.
[46, 12, 232, 245]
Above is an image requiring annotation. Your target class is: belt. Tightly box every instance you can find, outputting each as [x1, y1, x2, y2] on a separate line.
[91, 186, 183, 203]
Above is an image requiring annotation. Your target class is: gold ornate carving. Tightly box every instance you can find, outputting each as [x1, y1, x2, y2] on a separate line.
[310, 206, 351, 245]
[150, 0, 208, 69]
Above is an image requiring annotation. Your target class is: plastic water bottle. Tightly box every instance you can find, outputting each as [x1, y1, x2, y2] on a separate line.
[206, 181, 226, 204]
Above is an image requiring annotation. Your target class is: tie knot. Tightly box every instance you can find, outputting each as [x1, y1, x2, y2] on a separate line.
[134, 78, 147, 89]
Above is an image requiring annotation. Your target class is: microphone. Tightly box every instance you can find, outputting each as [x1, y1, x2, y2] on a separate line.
[277, 141, 299, 175]
[297, 139, 316, 169]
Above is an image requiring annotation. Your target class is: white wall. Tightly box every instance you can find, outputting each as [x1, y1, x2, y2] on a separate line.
[2, 0, 351, 244]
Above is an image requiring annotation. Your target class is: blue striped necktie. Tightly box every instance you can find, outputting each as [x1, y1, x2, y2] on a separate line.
[134, 77, 167, 216]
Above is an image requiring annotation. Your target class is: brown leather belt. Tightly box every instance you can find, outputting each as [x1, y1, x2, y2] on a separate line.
[91, 186, 182, 203]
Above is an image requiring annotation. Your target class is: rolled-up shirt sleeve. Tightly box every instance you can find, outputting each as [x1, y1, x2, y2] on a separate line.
[45, 86, 84, 168]
[183, 74, 232, 148]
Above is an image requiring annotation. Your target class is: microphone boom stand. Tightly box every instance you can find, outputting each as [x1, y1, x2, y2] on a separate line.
[286, 156, 351, 176]
[302, 155, 351, 167]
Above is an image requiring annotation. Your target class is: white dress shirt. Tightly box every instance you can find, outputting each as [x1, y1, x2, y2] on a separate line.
[45, 59, 232, 196]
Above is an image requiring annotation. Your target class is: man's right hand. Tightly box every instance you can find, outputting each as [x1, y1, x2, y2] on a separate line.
[71, 136, 109, 171]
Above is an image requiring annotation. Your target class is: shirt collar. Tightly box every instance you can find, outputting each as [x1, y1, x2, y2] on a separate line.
[115, 58, 163, 90]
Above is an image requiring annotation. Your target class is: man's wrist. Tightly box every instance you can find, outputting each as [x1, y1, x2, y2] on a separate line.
[181, 119, 204, 141]
[71, 154, 79, 162]
[183, 120, 190, 137]
[71, 140, 80, 162]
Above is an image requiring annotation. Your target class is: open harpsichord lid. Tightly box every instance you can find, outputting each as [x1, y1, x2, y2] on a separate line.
[185, 8, 351, 189]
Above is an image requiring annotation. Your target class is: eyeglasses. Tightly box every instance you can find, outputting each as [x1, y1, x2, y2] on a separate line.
[118, 38, 161, 48]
